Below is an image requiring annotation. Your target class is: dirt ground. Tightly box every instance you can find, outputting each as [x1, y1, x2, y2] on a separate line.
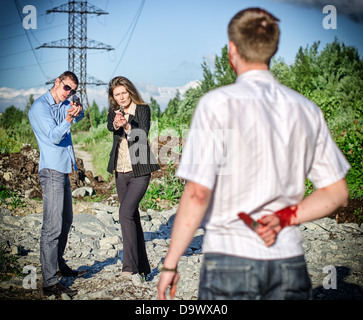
[329, 198, 362, 225]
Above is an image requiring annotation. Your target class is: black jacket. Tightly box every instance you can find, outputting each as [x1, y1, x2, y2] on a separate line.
[107, 104, 160, 177]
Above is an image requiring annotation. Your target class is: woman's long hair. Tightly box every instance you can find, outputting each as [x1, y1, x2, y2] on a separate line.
[108, 76, 146, 111]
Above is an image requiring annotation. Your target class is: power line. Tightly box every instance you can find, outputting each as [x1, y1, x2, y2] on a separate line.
[0, 25, 65, 42]
[0, 49, 106, 73]
[0, 49, 32, 59]
[114, 1, 144, 50]
[0, 12, 48, 29]
[0, 13, 105, 54]
[0, 56, 67, 72]
[110, 0, 145, 78]
[36, 1, 114, 111]
[13, 0, 49, 80]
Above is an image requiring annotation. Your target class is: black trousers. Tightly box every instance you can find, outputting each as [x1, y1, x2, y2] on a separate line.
[115, 171, 151, 274]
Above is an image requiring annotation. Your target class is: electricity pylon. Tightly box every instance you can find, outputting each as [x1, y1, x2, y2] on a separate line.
[37, 1, 114, 109]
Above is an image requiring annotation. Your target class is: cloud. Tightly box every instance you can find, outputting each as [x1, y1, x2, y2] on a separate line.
[0, 80, 201, 113]
[136, 80, 201, 111]
[274, 0, 363, 23]
[85, 86, 109, 110]
[0, 87, 47, 113]
[84, 80, 201, 111]
[203, 54, 217, 69]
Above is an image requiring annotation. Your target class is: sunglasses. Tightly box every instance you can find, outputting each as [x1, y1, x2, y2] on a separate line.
[60, 79, 77, 96]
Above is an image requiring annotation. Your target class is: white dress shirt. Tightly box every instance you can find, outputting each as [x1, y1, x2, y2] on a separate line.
[176, 70, 350, 260]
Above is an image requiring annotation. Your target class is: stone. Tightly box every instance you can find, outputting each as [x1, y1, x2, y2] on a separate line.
[61, 293, 72, 300]
[72, 213, 108, 237]
[2, 215, 22, 227]
[95, 210, 114, 226]
[0, 145, 113, 210]
[1, 200, 362, 301]
[86, 289, 111, 300]
[3, 172, 12, 181]
[72, 187, 94, 197]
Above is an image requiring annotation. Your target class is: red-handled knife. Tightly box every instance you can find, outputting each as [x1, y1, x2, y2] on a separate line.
[238, 212, 262, 232]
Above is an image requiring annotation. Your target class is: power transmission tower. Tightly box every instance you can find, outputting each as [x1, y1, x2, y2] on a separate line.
[37, 0, 114, 113]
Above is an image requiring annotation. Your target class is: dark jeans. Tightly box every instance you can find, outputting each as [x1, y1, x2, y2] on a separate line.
[198, 253, 312, 300]
[39, 169, 73, 287]
[115, 171, 151, 274]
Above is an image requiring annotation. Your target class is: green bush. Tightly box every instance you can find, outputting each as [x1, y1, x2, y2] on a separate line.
[1, 39, 361, 203]
[140, 162, 185, 211]
[272, 38, 362, 198]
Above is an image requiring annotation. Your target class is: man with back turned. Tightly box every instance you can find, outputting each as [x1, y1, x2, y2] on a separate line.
[158, 8, 350, 300]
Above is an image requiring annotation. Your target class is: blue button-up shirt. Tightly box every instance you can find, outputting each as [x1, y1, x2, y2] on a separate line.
[29, 90, 84, 173]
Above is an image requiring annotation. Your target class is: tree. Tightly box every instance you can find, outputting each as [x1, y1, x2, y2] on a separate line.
[25, 94, 34, 116]
[214, 45, 236, 87]
[289, 41, 320, 94]
[89, 101, 102, 127]
[163, 90, 181, 118]
[270, 57, 292, 88]
[0, 105, 24, 129]
[149, 97, 161, 120]
[176, 86, 203, 126]
[99, 107, 108, 124]
[200, 60, 215, 93]
[271, 38, 363, 198]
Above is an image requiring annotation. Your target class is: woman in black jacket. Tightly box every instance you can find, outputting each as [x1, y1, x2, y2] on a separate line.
[107, 76, 160, 275]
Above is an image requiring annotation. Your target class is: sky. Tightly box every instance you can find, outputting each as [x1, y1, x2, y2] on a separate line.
[0, 0, 363, 113]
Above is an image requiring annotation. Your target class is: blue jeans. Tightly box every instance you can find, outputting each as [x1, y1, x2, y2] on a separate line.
[39, 169, 73, 287]
[198, 253, 312, 300]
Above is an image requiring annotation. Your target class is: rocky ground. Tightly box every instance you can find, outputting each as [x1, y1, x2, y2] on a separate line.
[0, 145, 362, 300]
[0, 201, 362, 301]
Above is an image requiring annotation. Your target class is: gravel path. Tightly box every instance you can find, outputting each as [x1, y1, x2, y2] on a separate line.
[73, 144, 95, 174]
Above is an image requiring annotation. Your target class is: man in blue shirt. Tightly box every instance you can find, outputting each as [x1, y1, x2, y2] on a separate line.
[29, 71, 85, 298]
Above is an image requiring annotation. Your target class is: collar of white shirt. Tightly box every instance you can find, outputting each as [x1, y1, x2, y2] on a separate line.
[237, 69, 274, 83]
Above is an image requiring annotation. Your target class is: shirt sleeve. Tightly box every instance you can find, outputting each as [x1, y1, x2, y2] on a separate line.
[29, 100, 71, 145]
[124, 123, 132, 135]
[73, 109, 84, 123]
[307, 108, 350, 189]
[127, 105, 151, 142]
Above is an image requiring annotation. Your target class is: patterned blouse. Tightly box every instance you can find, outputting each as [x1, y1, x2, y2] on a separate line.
[115, 102, 136, 173]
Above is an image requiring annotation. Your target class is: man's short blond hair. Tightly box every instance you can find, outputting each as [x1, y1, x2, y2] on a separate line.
[228, 8, 280, 64]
